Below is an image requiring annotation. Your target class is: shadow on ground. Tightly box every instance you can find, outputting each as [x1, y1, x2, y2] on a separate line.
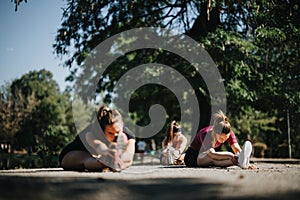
[0, 175, 299, 200]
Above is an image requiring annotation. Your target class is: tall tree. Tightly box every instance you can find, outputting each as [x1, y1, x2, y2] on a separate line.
[53, 0, 300, 156]
[0, 83, 25, 148]
[9, 69, 76, 159]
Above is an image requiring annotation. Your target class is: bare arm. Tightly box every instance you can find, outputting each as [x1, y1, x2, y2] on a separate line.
[231, 143, 242, 155]
[173, 135, 187, 158]
[125, 139, 135, 154]
[121, 139, 136, 165]
[161, 137, 168, 149]
[161, 137, 169, 151]
[178, 136, 187, 153]
[206, 148, 235, 160]
[85, 131, 108, 156]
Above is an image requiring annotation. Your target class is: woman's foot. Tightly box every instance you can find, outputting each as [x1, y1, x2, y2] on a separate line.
[238, 141, 252, 169]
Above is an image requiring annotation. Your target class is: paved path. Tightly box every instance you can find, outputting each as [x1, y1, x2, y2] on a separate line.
[0, 161, 299, 200]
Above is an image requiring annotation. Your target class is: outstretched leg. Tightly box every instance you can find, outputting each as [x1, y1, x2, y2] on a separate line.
[197, 151, 236, 167]
[61, 150, 105, 171]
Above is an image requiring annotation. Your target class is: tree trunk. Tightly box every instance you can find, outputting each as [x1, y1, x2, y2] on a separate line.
[187, 4, 220, 40]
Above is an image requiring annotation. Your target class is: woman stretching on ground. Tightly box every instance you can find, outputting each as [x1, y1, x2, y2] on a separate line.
[161, 120, 187, 165]
[59, 106, 136, 172]
[184, 110, 256, 169]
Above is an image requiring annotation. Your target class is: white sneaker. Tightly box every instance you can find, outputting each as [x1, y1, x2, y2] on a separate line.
[116, 132, 128, 153]
[98, 132, 128, 172]
[113, 132, 128, 171]
[238, 141, 252, 169]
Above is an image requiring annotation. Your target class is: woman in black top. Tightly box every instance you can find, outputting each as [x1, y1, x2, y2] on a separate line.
[59, 106, 135, 172]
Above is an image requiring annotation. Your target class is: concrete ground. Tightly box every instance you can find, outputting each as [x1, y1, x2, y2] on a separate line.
[0, 158, 299, 200]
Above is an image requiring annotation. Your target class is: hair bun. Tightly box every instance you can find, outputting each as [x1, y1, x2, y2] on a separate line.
[103, 108, 109, 114]
[224, 116, 228, 123]
[98, 105, 111, 120]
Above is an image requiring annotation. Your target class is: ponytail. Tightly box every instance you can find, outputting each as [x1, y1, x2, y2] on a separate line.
[211, 110, 231, 145]
[97, 105, 123, 131]
[224, 116, 228, 123]
[164, 120, 181, 146]
[212, 110, 231, 134]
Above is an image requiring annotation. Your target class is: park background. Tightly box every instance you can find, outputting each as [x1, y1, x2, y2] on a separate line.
[0, 0, 299, 169]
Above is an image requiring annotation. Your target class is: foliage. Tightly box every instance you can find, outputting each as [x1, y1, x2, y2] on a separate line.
[252, 142, 268, 158]
[0, 153, 59, 169]
[0, 83, 24, 143]
[12, 0, 28, 12]
[51, 0, 300, 158]
[8, 0, 300, 158]
[72, 97, 98, 132]
[230, 106, 278, 142]
[0, 69, 76, 163]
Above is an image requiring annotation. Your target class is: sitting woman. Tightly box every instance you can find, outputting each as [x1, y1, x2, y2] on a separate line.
[59, 106, 136, 172]
[184, 110, 256, 169]
[161, 121, 187, 165]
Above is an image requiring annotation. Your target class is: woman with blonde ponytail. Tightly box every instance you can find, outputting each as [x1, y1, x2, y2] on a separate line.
[184, 110, 256, 169]
[161, 120, 187, 165]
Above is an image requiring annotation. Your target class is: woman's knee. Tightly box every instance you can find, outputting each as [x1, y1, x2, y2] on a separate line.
[61, 151, 90, 171]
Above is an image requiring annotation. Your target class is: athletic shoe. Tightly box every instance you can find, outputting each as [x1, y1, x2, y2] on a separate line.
[98, 132, 128, 171]
[110, 132, 128, 171]
[116, 132, 128, 153]
[98, 147, 124, 172]
[238, 141, 252, 169]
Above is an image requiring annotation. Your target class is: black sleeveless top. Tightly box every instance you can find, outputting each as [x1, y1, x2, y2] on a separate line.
[59, 123, 135, 165]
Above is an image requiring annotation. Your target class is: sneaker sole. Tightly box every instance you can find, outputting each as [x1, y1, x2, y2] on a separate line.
[239, 141, 252, 169]
[97, 131, 128, 172]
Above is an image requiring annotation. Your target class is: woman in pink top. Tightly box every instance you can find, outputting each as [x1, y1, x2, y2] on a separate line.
[184, 110, 256, 169]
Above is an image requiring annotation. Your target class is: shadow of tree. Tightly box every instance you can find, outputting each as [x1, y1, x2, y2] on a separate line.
[0, 175, 299, 200]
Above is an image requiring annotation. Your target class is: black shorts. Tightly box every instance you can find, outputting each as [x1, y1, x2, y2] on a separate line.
[184, 147, 199, 167]
[58, 136, 87, 165]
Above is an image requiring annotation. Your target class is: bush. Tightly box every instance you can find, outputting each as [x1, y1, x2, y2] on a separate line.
[277, 144, 289, 158]
[0, 153, 59, 169]
[253, 142, 267, 158]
